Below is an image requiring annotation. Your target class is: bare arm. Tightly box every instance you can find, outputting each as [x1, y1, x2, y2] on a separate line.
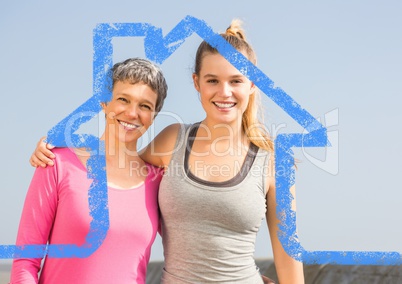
[261, 275, 276, 284]
[138, 123, 181, 168]
[266, 155, 305, 283]
[30, 123, 182, 169]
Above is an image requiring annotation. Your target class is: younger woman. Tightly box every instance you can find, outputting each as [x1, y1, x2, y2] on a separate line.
[141, 19, 304, 284]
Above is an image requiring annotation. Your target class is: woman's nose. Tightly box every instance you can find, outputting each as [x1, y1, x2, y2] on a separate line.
[218, 83, 231, 97]
[125, 104, 139, 118]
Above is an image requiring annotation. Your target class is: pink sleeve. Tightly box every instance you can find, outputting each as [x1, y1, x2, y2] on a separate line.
[10, 161, 59, 283]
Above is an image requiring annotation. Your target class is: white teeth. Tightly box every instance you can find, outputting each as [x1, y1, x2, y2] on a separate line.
[214, 102, 236, 108]
[119, 121, 139, 129]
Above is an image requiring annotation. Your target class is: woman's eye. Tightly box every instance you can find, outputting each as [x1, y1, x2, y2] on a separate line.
[117, 97, 128, 103]
[207, 79, 218, 84]
[141, 104, 152, 110]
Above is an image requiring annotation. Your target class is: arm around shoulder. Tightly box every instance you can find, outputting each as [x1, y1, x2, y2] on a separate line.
[139, 123, 182, 168]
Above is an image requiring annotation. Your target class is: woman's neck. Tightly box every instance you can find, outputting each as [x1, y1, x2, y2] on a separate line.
[100, 134, 141, 169]
[100, 134, 148, 189]
[198, 119, 249, 152]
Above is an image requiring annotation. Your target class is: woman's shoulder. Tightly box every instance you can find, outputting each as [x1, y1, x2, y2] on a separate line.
[32, 148, 83, 180]
[252, 143, 274, 159]
[159, 123, 191, 136]
[51, 147, 75, 160]
[50, 147, 87, 169]
[152, 123, 191, 148]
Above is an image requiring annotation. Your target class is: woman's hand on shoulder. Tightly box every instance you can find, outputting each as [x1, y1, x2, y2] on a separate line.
[29, 136, 55, 168]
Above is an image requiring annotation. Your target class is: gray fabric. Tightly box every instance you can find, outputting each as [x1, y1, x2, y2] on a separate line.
[159, 123, 270, 283]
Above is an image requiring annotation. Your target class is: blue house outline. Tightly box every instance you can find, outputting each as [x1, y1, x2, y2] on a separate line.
[1, 15, 400, 265]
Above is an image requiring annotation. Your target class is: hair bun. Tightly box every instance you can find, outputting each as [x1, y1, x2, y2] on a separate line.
[225, 19, 246, 40]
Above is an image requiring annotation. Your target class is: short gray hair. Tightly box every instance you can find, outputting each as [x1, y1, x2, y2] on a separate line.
[109, 58, 168, 114]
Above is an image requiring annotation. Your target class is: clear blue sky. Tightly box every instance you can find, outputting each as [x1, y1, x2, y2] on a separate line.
[1, 0, 401, 264]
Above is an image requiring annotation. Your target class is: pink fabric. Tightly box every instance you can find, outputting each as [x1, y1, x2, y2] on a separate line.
[10, 148, 162, 284]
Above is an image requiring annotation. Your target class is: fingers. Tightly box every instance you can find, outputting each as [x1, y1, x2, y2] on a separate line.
[261, 275, 276, 284]
[30, 153, 51, 168]
[39, 136, 55, 150]
[29, 136, 55, 168]
[45, 141, 55, 150]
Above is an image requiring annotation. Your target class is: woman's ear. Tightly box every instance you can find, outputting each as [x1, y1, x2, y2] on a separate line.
[100, 102, 107, 114]
[192, 73, 200, 92]
[249, 82, 256, 95]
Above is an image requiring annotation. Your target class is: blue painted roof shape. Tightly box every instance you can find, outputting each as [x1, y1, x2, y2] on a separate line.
[1, 15, 400, 265]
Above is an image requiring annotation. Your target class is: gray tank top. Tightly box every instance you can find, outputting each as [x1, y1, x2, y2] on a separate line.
[159, 123, 270, 283]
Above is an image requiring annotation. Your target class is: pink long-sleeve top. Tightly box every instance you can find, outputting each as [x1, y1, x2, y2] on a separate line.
[10, 148, 162, 284]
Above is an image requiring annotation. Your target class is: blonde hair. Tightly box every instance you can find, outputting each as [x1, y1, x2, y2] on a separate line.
[194, 19, 273, 152]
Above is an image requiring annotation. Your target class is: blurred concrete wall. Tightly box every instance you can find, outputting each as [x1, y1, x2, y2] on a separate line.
[2, 259, 402, 284]
[147, 259, 402, 284]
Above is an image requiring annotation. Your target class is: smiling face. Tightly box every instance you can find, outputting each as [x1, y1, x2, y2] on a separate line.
[102, 81, 157, 147]
[193, 53, 255, 126]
